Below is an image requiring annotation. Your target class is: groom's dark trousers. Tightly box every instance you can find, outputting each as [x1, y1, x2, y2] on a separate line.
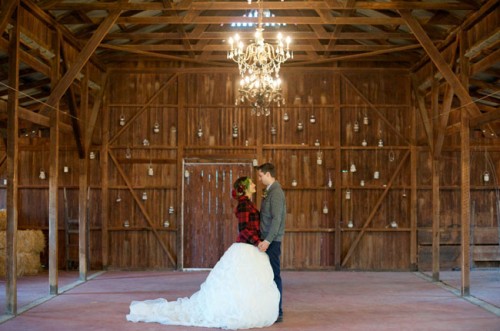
[266, 241, 282, 316]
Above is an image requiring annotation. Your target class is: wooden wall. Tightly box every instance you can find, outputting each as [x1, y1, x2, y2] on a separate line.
[2, 4, 498, 272]
[5, 63, 498, 271]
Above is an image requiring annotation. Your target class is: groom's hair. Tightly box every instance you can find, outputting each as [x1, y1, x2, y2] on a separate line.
[257, 163, 276, 178]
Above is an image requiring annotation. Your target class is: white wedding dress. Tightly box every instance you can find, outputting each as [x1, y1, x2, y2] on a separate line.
[126, 243, 280, 329]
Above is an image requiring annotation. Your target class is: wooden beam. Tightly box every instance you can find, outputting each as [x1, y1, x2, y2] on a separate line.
[100, 82, 110, 269]
[333, 73, 342, 270]
[117, 16, 406, 25]
[98, 43, 231, 67]
[109, 73, 178, 145]
[0, 0, 19, 41]
[470, 48, 500, 75]
[470, 107, 500, 128]
[0, 100, 73, 132]
[342, 74, 411, 145]
[40, 9, 121, 116]
[109, 151, 176, 266]
[48, 29, 61, 296]
[42, 1, 477, 11]
[341, 151, 410, 267]
[434, 39, 459, 158]
[459, 30, 471, 297]
[5, 7, 19, 316]
[434, 85, 454, 158]
[0, 37, 51, 76]
[60, 41, 84, 158]
[78, 66, 89, 280]
[399, 11, 482, 118]
[176, 73, 186, 270]
[85, 73, 107, 151]
[411, 76, 434, 152]
[431, 155, 440, 281]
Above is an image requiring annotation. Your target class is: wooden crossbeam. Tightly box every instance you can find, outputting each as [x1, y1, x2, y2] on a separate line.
[341, 150, 410, 267]
[40, 9, 121, 116]
[109, 151, 176, 266]
[109, 73, 179, 145]
[342, 74, 411, 145]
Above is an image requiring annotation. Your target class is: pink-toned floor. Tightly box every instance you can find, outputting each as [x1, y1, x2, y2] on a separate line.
[0, 270, 499, 331]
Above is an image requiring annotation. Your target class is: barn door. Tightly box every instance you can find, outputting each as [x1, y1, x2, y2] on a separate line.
[183, 162, 253, 268]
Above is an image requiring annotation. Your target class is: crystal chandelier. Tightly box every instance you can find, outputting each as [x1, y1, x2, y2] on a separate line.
[227, 0, 292, 116]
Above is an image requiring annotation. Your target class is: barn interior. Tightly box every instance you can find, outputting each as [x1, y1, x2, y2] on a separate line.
[0, 0, 499, 329]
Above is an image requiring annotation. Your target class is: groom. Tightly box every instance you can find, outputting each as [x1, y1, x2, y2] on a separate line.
[257, 163, 286, 323]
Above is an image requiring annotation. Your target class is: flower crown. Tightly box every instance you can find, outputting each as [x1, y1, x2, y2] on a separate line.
[232, 177, 251, 199]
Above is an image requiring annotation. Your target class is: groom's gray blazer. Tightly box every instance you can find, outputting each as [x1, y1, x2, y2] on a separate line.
[260, 181, 286, 243]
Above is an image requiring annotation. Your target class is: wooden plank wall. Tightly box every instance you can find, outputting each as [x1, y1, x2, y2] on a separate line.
[1, 5, 498, 272]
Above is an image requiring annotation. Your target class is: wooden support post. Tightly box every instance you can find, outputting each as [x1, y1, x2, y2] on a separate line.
[431, 156, 440, 282]
[177, 74, 186, 270]
[333, 73, 341, 270]
[48, 30, 61, 295]
[78, 66, 89, 280]
[5, 7, 19, 315]
[410, 79, 418, 271]
[101, 77, 110, 269]
[460, 30, 471, 297]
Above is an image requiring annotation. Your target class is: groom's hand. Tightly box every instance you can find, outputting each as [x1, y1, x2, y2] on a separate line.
[258, 240, 270, 252]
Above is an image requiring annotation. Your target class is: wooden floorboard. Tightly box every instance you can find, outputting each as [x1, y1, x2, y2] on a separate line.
[0, 270, 499, 330]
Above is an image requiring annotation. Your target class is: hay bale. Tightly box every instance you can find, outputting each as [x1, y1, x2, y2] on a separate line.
[0, 209, 6, 231]
[0, 230, 45, 253]
[0, 252, 42, 277]
[0, 229, 45, 277]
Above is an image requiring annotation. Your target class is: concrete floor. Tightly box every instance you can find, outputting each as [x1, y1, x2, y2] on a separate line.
[0, 270, 499, 331]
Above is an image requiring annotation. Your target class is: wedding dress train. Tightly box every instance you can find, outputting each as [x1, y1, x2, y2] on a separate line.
[126, 243, 280, 329]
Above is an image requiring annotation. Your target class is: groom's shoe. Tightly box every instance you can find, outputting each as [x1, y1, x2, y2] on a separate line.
[275, 315, 283, 323]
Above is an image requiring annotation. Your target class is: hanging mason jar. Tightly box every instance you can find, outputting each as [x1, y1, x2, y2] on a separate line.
[291, 179, 298, 187]
[119, 114, 126, 126]
[283, 112, 289, 122]
[350, 163, 357, 172]
[309, 114, 316, 124]
[232, 123, 239, 138]
[314, 139, 320, 147]
[322, 202, 329, 214]
[361, 139, 368, 147]
[345, 189, 351, 200]
[317, 151, 323, 165]
[363, 114, 369, 125]
[353, 121, 360, 132]
[153, 121, 160, 134]
[271, 125, 277, 136]
[483, 171, 490, 183]
[347, 220, 354, 228]
[297, 122, 304, 131]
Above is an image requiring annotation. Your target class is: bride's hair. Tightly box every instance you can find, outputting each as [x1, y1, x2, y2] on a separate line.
[232, 176, 251, 199]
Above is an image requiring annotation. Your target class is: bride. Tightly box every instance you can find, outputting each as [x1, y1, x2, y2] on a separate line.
[126, 176, 280, 329]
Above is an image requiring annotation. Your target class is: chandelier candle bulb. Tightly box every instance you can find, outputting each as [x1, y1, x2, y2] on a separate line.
[227, 0, 292, 115]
